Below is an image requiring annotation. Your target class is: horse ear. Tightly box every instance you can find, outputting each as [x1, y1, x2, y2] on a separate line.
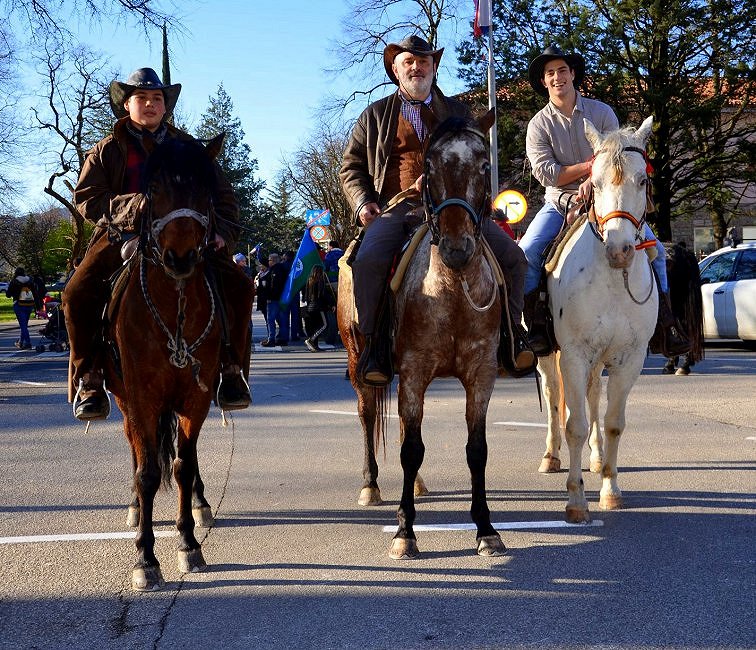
[636, 116, 654, 145]
[477, 107, 496, 133]
[205, 132, 226, 160]
[583, 118, 602, 151]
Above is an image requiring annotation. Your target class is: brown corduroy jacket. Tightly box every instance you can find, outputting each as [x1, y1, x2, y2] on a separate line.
[74, 116, 240, 247]
[339, 87, 470, 221]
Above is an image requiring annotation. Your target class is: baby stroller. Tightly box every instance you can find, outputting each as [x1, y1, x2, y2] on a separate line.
[36, 302, 69, 352]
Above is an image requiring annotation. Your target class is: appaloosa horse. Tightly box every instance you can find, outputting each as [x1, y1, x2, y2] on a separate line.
[537, 117, 658, 522]
[338, 110, 507, 558]
[106, 135, 251, 590]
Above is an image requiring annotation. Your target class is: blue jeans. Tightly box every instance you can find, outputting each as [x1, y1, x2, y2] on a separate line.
[13, 303, 34, 346]
[519, 202, 668, 294]
[266, 301, 289, 343]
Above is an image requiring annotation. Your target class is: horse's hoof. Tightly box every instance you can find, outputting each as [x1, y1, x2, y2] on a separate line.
[565, 505, 591, 524]
[675, 366, 690, 376]
[177, 548, 207, 574]
[132, 566, 165, 591]
[414, 475, 429, 497]
[358, 487, 383, 506]
[389, 537, 419, 560]
[477, 534, 506, 556]
[599, 494, 623, 510]
[126, 506, 139, 528]
[193, 506, 214, 528]
[539, 455, 561, 473]
[589, 460, 604, 474]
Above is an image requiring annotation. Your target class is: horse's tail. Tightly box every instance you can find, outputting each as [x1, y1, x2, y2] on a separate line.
[373, 385, 390, 460]
[157, 412, 178, 488]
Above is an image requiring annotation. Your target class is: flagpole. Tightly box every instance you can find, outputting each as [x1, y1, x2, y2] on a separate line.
[485, 1, 498, 195]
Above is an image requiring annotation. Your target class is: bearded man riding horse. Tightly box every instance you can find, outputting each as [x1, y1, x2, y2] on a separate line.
[63, 68, 252, 420]
[340, 36, 536, 386]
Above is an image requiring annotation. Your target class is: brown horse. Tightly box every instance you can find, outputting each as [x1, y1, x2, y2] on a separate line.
[338, 110, 506, 559]
[106, 135, 247, 591]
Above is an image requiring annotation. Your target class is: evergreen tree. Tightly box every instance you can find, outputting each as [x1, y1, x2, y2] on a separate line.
[195, 84, 266, 251]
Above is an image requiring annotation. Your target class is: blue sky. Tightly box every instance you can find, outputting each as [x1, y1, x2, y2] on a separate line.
[18, 0, 474, 210]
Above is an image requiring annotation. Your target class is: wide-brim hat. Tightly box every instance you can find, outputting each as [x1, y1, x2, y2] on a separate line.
[109, 67, 181, 119]
[383, 35, 444, 86]
[528, 45, 585, 97]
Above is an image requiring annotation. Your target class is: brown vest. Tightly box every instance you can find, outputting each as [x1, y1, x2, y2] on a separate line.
[381, 113, 425, 204]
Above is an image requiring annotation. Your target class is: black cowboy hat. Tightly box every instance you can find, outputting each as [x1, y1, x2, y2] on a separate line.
[383, 35, 444, 86]
[528, 45, 585, 97]
[109, 67, 182, 119]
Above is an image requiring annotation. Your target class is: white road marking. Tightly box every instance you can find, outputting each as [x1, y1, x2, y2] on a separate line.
[382, 520, 604, 532]
[10, 380, 47, 386]
[0, 531, 176, 545]
[493, 421, 547, 428]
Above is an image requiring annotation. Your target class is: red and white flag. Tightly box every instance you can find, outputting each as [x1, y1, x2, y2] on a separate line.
[473, 0, 491, 37]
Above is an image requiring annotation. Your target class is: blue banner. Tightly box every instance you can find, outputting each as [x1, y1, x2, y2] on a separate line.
[279, 228, 323, 307]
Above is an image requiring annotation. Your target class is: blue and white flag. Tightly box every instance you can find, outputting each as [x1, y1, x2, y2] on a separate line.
[473, 0, 491, 37]
[279, 228, 323, 307]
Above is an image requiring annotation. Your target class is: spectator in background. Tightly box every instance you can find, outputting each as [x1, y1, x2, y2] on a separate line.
[255, 257, 270, 322]
[323, 240, 344, 283]
[5, 267, 43, 350]
[233, 252, 254, 279]
[303, 265, 336, 352]
[262, 253, 289, 347]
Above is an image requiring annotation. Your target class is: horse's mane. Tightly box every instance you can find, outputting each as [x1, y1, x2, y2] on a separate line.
[142, 138, 217, 195]
[598, 126, 643, 185]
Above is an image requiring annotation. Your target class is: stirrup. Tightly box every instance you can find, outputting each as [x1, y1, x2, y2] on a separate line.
[216, 370, 251, 411]
[73, 378, 111, 421]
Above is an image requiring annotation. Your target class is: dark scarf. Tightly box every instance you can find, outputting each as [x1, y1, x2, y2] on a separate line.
[123, 122, 168, 193]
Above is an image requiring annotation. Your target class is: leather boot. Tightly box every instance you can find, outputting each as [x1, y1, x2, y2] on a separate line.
[499, 317, 536, 377]
[523, 290, 555, 357]
[216, 365, 251, 410]
[73, 370, 110, 421]
[649, 292, 690, 357]
[356, 334, 393, 387]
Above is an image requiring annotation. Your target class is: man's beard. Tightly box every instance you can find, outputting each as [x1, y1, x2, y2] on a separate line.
[400, 75, 433, 100]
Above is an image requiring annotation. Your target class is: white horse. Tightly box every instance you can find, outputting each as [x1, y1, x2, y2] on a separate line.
[537, 116, 658, 523]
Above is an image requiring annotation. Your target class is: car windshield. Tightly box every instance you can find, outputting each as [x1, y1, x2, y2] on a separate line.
[700, 251, 738, 283]
[734, 249, 756, 281]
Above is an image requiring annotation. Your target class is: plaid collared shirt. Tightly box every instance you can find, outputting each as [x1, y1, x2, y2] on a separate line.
[399, 91, 432, 142]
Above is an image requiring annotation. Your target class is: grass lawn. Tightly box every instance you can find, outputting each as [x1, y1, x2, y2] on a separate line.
[0, 296, 15, 323]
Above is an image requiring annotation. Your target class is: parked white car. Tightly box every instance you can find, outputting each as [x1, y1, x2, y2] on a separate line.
[0, 281, 9, 293]
[698, 242, 756, 342]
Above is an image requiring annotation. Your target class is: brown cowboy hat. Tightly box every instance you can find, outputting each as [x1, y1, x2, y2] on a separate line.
[528, 45, 585, 97]
[109, 67, 181, 119]
[383, 35, 444, 86]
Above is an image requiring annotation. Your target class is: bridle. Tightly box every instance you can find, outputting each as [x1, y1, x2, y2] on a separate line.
[423, 126, 491, 244]
[588, 146, 656, 254]
[587, 145, 656, 305]
[137, 174, 217, 386]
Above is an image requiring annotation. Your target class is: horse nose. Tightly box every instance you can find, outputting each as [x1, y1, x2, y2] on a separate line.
[605, 242, 635, 268]
[163, 248, 199, 279]
[438, 235, 474, 270]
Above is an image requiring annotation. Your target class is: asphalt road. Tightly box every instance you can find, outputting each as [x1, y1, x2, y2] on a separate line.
[0, 314, 754, 649]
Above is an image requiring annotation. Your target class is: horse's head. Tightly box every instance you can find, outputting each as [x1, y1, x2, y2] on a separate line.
[143, 134, 224, 280]
[585, 116, 654, 269]
[423, 109, 496, 270]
